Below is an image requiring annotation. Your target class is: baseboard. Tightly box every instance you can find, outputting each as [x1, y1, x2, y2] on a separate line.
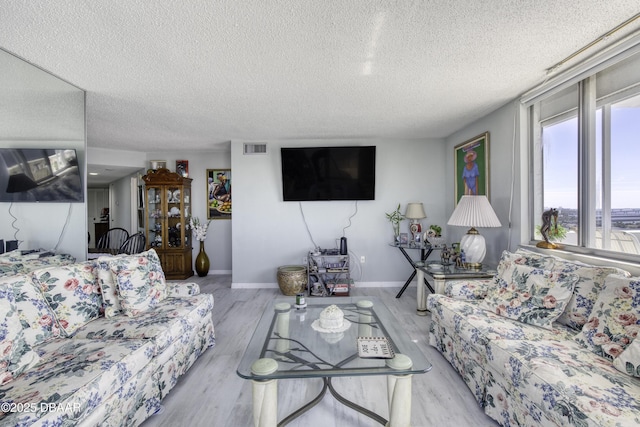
[211, 270, 232, 275]
[232, 282, 279, 289]
[355, 281, 405, 288]
[231, 281, 406, 289]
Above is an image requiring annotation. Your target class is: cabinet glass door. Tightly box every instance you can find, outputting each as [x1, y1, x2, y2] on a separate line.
[147, 186, 163, 248]
[183, 187, 191, 248]
[167, 185, 182, 248]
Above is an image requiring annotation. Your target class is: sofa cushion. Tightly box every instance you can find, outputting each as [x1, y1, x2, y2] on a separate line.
[109, 249, 167, 317]
[0, 283, 40, 385]
[553, 259, 630, 331]
[2, 275, 61, 347]
[31, 262, 102, 335]
[72, 294, 213, 354]
[0, 337, 155, 426]
[94, 254, 127, 318]
[486, 338, 640, 427]
[480, 264, 578, 329]
[574, 274, 640, 362]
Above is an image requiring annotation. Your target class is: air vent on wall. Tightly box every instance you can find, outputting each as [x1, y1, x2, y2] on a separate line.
[243, 143, 267, 155]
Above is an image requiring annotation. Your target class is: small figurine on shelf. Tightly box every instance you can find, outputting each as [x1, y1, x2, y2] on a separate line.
[440, 244, 451, 265]
[451, 250, 465, 269]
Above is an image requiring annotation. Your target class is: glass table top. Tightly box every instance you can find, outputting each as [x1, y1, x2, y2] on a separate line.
[237, 297, 431, 380]
[416, 263, 496, 278]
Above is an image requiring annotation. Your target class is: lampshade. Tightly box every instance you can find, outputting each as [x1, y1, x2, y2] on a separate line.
[448, 196, 501, 228]
[447, 195, 501, 269]
[404, 202, 426, 220]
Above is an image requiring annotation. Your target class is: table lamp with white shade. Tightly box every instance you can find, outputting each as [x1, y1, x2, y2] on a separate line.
[447, 195, 501, 269]
[405, 202, 427, 244]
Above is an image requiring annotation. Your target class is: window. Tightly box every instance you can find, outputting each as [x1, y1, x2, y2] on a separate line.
[530, 52, 640, 260]
[541, 114, 579, 244]
[596, 93, 640, 254]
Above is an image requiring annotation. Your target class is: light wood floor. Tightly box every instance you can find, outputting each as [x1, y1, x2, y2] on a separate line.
[142, 276, 499, 427]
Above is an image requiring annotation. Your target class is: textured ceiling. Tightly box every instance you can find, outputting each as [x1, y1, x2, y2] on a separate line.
[1, 1, 640, 153]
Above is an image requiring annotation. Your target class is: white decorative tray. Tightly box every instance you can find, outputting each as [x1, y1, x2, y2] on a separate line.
[357, 336, 395, 359]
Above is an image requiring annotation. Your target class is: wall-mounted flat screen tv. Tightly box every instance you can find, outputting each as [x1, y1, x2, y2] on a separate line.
[281, 146, 376, 201]
[0, 148, 84, 202]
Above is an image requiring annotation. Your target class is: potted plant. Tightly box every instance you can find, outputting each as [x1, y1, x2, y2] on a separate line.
[425, 224, 444, 246]
[386, 204, 405, 244]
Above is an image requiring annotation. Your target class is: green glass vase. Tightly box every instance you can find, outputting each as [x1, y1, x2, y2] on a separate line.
[195, 241, 209, 277]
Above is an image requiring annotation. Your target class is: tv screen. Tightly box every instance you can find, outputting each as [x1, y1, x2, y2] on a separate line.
[281, 146, 376, 201]
[0, 148, 84, 203]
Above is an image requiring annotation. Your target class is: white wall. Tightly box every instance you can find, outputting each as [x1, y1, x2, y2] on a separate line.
[231, 138, 446, 287]
[445, 100, 522, 267]
[110, 174, 136, 232]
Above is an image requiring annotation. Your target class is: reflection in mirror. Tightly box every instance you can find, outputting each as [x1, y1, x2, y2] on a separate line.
[0, 48, 87, 260]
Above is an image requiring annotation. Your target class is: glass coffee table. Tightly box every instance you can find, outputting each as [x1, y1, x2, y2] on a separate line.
[237, 297, 431, 426]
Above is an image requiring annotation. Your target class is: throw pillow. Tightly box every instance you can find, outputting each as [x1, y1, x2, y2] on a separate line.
[480, 263, 578, 330]
[3, 275, 61, 346]
[95, 254, 127, 318]
[514, 248, 558, 268]
[487, 250, 556, 293]
[574, 274, 640, 362]
[0, 283, 41, 385]
[554, 260, 629, 331]
[613, 338, 640, 377]
[31, 261, 102, 335]
[110, 249, 167, 317]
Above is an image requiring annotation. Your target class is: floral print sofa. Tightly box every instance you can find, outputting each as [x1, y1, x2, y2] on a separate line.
[427, 248, 640, 426]
[0, 249, 215, 426]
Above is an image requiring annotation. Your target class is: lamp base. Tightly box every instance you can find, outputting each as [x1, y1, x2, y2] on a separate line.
[464, 262, 483, 270]
[460, 228, 486, 269]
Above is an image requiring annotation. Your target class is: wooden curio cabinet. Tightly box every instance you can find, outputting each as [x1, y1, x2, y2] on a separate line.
[142, 168, 193, 279]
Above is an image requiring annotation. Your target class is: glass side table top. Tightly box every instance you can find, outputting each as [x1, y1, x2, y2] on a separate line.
[417, 263, 496, 278]
[237, 296, 431, 380]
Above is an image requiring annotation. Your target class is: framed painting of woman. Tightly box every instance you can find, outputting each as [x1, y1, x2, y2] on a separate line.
[454, 132, 489, 205]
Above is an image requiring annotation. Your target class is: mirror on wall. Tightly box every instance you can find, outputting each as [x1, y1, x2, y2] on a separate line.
[0, 48, 87, 260]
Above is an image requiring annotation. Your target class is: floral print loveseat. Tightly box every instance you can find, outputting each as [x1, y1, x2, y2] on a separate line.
[0, 248, 215, 426]
[427, 248, 640, 426]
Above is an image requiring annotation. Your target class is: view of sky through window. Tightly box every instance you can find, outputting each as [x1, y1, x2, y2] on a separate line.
[541, 94, 640, 253]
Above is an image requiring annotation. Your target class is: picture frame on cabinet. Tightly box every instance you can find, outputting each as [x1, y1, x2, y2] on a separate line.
[454, 132, 490, 205]
[176, 160, 189, 177]
[207, 169, 232, 220]
[149, 160, 166, 170]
